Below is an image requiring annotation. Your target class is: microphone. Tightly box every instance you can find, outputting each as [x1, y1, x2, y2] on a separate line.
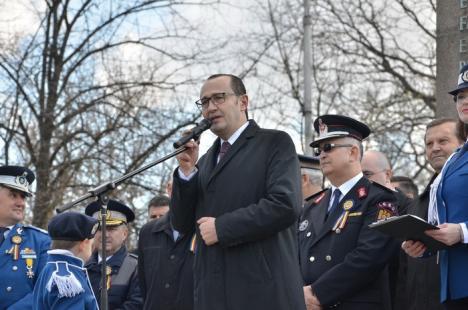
[173, 119, 212, 149]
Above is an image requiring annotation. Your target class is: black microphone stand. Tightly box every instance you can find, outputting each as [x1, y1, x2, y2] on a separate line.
[56, 146, 187, 310]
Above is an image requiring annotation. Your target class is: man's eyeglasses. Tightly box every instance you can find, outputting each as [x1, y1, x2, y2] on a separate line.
[363, 169, 387, 178]
[313, 143, 354, 156]
[195, 92, 240, 110]
[454, 93, 468, 103]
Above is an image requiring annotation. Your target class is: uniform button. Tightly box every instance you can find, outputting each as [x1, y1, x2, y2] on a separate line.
[12, 266, 18, 271]
[306, 232, 311, 237]
[164, 283, 170, 289]
[335, 228, 341, 234]
[309, 256, 315, 262]
[325, 255, 332, 261]
[170, 254, 175, 260]
[6, 287, 12, 292]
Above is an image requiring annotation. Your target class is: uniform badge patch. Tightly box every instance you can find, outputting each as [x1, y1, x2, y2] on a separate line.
[376, 201, 398, 221]
[299, 220, 309, 231]
[343, 200, 354, 211]
[357, 187, 367, 199]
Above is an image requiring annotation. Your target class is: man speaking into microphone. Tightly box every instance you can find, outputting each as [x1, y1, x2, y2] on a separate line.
[170, 74, 305, 310]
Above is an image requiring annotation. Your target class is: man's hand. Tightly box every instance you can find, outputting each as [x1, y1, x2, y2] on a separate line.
[401, 240, 426, 257]
[176, 134, 199, 176]
[303, 286, 322, 310]
[425, 223, 462, 246]
[197, 217, 218, 246]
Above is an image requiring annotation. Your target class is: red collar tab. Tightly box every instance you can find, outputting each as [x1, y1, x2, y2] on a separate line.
[357, 186, 368, 199]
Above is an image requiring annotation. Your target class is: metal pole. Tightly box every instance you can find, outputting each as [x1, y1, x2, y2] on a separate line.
[303, 0, 313, 155]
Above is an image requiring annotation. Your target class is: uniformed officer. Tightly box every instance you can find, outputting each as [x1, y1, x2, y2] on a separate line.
[299, 115, 400, 310]
[298, 154, 323, 202]
[33, 211, 99, 310]
[85, 199, 142, 310]
[0, 165, 51, 310]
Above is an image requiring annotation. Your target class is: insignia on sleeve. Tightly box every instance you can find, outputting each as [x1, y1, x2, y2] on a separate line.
[376, 201, 398, 221]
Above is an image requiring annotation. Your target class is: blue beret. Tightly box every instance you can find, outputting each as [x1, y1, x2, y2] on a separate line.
[0, 165, 35, 196]
[85, 199, 135, 226]
[310, 114, 371, 147]
[48, 212, 99, 241]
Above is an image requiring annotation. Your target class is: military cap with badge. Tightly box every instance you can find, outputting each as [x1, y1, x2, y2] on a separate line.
[0, 165, 52, 310]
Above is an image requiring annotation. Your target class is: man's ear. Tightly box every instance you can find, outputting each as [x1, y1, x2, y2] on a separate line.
[239, 94, 249, 112]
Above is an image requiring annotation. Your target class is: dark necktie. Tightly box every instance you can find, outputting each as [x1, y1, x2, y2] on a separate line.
[0, 227, 8, 245]
[218, 141, 231, 162]
[327, 189, 342, 215]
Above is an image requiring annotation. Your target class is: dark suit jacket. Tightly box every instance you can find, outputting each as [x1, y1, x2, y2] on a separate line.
[138, 214, 194, 310]
[299, 177, 399, 309]
[395, 173, 444, 310]
[170, 121, 306, 310]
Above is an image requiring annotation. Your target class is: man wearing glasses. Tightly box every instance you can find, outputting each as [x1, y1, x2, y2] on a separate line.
[170, 74, 306, 310]
[298, 115, 400, 310]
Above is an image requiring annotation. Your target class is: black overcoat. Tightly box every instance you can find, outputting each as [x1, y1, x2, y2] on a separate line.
[171, 121, 306, 310]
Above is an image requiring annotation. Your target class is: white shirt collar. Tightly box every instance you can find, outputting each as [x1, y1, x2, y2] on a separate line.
[331, 172, 364, 200]
[220, 120, 249, 146]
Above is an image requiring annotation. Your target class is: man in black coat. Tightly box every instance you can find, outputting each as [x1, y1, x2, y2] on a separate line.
[299, 115, 400, 310]
[85, 200, 142, 310]
[398, 118, 463, 310]
[170, 74, 305, 310]
[138, 202, 194, 310]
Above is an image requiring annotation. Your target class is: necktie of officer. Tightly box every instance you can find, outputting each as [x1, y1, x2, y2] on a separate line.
[0, 227, 8, 245]
[327, 189, 342, 215]
[218, 141, 231, 162]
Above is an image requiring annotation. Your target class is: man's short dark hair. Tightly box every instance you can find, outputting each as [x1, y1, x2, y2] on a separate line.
[425, 118, 464, 143]
[391, 175, 418, 198]
[148, 195, 170, 210]
[207, 74, 248, 119]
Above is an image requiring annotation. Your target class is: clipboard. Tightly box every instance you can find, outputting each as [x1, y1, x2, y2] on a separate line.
[369, 214, 448, 251]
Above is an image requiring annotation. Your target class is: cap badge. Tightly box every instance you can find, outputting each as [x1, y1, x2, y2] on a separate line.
[15, 172, 28, 187]
[318, 119, 328, 136]
[463, 70, 468, 83]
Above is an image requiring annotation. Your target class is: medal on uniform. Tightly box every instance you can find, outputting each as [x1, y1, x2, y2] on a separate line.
[9, 235, 22, 260]
[21, 248, 36, 279]
[106, 266, 112, 290]
[332, 200, 354, 233]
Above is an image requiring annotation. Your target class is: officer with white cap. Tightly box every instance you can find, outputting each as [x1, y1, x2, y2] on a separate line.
[0, 165, 51, 310]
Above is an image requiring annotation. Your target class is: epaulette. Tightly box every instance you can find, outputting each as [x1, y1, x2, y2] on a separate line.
[305, 188, 329, 203]
[46, 261, 84, 298]
[369, 181, 394, 193]
[24, 224, 48, 234]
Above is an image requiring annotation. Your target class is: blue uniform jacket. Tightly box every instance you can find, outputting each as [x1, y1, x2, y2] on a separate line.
[33, 250, 98, 310]
[0, 223, 50, 310]
[85, 246, 142, 310]
[436, 145, 468, 302]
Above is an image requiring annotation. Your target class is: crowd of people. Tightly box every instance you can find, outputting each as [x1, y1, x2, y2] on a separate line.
[0, 69, 467, 310]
